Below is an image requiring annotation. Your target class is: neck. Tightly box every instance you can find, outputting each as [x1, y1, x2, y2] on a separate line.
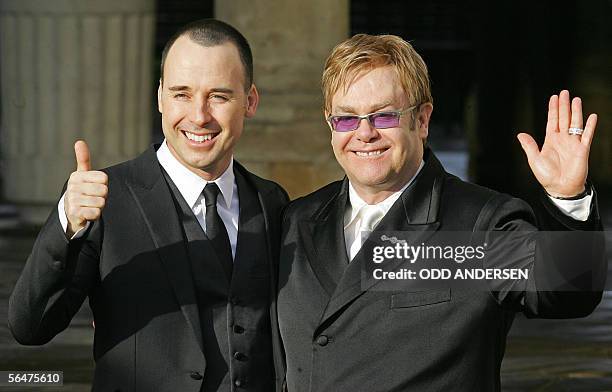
[351, 176, 412, 204]
[353, 186, 401, 205]
[193, 157, 231, 182]
[350, 161, 422, 204]
[166, 143, 231, 181]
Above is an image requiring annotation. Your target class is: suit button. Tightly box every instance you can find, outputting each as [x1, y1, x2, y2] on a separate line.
[233, 351, 248, 361]
[315, 335, 329, 346]
[190, 371, 203, 380]
[230, 297, 241, 305]
[234, 379, 245, 387]
[233, 325, 245, 334]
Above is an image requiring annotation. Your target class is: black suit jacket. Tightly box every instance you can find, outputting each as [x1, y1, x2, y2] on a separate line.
[8, 145, 289, 392]
[277, 150, 606, 392]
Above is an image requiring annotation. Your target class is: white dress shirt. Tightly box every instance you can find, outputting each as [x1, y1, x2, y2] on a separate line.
[343, 161, 593, 262]
[59, 140, 241, 259]
[156, 140, 239, 259]
[344, 161, 424, 261]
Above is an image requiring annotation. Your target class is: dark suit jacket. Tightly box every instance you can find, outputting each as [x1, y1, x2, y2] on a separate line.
[277, 149, 606, 392]
[8, 145, 289, 392]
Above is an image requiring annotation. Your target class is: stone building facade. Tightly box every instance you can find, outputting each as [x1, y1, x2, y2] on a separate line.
[1, 0, 610, 223]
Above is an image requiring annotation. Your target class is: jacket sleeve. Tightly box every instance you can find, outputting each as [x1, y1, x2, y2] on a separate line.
[480, 190, 606, 318]
[8, 205, 101, 345]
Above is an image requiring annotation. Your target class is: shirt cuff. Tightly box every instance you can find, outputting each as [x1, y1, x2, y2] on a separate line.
[547, 191, 593, 222]
[58, 193, 90, 240]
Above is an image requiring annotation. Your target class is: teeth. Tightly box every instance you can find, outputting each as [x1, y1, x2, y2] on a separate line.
[185, 131, 214, 143]
[355, 150, 383, 157]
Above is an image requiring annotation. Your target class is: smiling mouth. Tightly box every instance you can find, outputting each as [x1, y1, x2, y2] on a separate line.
[183, 130, 219, 143]
[354, 149, 387, 157]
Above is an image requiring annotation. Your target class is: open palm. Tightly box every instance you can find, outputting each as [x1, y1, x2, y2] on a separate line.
[517, 90, 598, 198]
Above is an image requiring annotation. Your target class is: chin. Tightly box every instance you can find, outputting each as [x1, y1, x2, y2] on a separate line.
[351, 173, 388, 188]
[358, 165, 389, 180]
[192, 157, 218, 170]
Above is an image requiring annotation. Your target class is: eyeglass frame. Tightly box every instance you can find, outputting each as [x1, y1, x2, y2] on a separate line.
[326, 104, 420, 132]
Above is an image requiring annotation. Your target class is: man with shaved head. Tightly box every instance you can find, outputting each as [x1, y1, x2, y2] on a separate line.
[10, 19, 287, 392]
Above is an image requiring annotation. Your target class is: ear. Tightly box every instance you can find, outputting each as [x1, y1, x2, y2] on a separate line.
[245, 84, 260, 118]
[157, 79, 163, 114]
[416, 103, 433, 140]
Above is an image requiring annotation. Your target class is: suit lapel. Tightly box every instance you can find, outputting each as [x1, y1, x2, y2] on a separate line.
[125, 146, 204, 353]
[233, 162, 277, 273]
[300, 179, 350, 296]
[320, 149, 445, 325]
[232, 167, 267, 287]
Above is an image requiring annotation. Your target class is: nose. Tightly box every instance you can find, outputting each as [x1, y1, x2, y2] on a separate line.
[190, 98, 212, 127]
[354, 117, 380, 143]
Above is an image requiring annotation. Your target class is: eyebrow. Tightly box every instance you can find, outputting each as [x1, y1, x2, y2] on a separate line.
[167, 86, 235, 94]
[335, 101, 395, 114]
[168, 85, 192, 92]
[210, 87, 235, 94]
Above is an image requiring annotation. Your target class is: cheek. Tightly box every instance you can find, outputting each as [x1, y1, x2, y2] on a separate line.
[331, 134, 350, 156]
[215, 105, 239, 123]
[223, 114, 244, 136]
[227, 127, 243, 142]
[162, 101, 186, 124]
[392, 134, 420, 165]
[393, 132, 412, 151]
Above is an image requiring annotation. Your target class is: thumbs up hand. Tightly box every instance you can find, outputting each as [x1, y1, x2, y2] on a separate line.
[64, 140, 108, 237]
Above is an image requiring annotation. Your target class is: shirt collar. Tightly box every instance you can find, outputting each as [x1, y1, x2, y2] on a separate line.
[157, 140, 235, 209]
[344, 160, 425, 229]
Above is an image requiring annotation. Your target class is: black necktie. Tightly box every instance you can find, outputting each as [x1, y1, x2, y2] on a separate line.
[203, 183, 233, 278]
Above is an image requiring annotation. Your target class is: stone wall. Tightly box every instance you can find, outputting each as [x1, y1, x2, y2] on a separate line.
[215, 0, 349, 198]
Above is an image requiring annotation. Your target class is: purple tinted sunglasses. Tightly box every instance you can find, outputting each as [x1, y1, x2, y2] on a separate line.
[327, 105, 419, 132]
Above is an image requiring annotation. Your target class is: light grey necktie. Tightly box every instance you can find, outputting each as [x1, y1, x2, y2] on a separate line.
[350, 205, 384, 261]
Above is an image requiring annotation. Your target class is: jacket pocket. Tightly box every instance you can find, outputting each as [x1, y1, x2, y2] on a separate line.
[390, 288, 451, 309]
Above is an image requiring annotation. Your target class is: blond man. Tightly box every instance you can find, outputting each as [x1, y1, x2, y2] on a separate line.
[277, 34, 604, 391]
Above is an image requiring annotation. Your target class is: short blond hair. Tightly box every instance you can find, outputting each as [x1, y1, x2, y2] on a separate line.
[322, 34, 433, 113]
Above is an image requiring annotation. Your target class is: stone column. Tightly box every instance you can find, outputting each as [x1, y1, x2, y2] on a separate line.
[0, 0, 155, 223]
[215, 0, 349, 198]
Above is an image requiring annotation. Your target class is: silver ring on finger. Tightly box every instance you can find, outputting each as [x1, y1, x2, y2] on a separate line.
[568, 127, 584, 136]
